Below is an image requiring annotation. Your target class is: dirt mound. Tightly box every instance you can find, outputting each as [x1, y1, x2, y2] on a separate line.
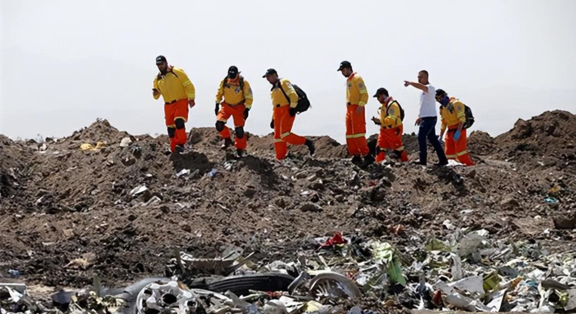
[0, 135, 35, 198]
[58, 119, 133, 147]
[497, 110, 576, 143]
[1, 111, 576, 296]
[468, 131, 497, 156]
[495, 110, 576, 170]
[187, 127, 350, 159]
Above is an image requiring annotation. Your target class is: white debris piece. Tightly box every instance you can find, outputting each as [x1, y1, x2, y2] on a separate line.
[120, 137, 132, 147]
[130, 185, 148, 196]
[176, 169, 191, 177]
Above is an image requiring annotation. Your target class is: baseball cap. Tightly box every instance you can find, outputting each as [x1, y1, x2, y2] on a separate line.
[436, 89, 447, 97]
[155, 55, 167, 64]
[228, 66, 239, 76]
[373, 88, 389, 98]
[337, 61, 352, 71]
[262, 68, 277, 78]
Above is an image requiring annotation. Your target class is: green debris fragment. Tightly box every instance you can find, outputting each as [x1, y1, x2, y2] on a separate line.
[369, 242, 406, 286]
[371, 242, 395, 262]
[388, 256, 406, 286]
[556, 290, 569, 308]
[425, 238, 451, 252]
[483, 271, 502, 292]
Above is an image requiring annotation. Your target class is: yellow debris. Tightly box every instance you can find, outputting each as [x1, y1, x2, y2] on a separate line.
[80, 142, 107, 151]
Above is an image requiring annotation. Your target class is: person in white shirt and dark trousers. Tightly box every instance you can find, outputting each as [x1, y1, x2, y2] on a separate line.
[404, 70, 448, 166]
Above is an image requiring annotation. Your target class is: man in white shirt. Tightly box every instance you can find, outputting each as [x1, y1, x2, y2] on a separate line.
[404, 70, 448, 166]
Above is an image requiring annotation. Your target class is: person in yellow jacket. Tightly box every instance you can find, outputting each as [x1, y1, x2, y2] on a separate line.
[215, 66, 253, 157]
[436, 89, 474, 166]
[152, 55, 195, 153]
[338, 61, 374, 168]
[371, 88, 409, 163]
[263, 68, 315, 160]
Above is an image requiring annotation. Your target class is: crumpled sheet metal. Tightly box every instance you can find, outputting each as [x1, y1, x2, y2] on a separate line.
[135, 280, 232, 314]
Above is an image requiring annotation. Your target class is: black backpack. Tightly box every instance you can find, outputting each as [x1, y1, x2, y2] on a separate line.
[463, 105, 475, 129]
[443, 101, 475, 129]
[387, 100, 405, 122]
[278, 81, 311, 114]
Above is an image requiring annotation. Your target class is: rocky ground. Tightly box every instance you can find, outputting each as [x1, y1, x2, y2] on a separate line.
[1, 110, 575, 313]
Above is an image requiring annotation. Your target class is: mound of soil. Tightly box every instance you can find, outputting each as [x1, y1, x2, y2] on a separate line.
[495, 110, 576, 171]
[1, 111, 575, 291]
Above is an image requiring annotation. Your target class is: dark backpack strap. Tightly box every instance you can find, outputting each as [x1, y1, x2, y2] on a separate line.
[158, 69, 178, 81]
[278, 80, 291, 104]
[239, 77, 244, 90]
[386, 100, 397, 115]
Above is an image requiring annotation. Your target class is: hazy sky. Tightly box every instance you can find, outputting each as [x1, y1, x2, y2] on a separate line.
[1, 0, 576, 142]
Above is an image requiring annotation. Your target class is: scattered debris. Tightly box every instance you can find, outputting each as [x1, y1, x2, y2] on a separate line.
[208, 168, 218, 178]
[130, 185, 148, 197]
[308, 272, 362, 299]
[300, 203, 322, 212]
[7, 270, 20, 279]
[319, 233, 347, 248]
[544, 197, 559, 204]
[176, 169, 191, 177]
[80, 142, 106, 151]
[1, 112, 576, 313]
[120, 137, 133, 147]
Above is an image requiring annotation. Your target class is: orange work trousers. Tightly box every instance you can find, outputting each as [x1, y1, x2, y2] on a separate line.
[445, 128, 474, 166]
[273, 105, 306, 160]
[217, 102, 247, 150]
[376, 125, 409, 162]
[346, 105, 369, 157]
[164, 99, 189, 152]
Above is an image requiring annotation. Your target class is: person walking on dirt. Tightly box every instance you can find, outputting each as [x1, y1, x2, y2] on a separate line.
[152, 55, 196, 153]
[436, 89, 475, 166]
[371, 88, 409, 163]
[263, 68, 315, 160]
[338, 61, 375, 168]
[215, 66, 254, 158]
[404, 70, 448, 166]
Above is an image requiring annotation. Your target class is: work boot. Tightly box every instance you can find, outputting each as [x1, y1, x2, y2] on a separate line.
[305, 139, 315, 156]
[221, 138, 234, 150]
[350, 155, 362, 164]
[236, 149, 246, 159]
[360, 154, 375, 168]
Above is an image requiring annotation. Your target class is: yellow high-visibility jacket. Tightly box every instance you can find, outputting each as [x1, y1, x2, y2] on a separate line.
[153, 66, 195, 103]
[379, 100, 403, 129]
[270, 78, 298, 120]
[346, 72, 368, 106]
[272, 79, 298, 106]
[215, 77, 253, 108]
[440, 98, 466, 131]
